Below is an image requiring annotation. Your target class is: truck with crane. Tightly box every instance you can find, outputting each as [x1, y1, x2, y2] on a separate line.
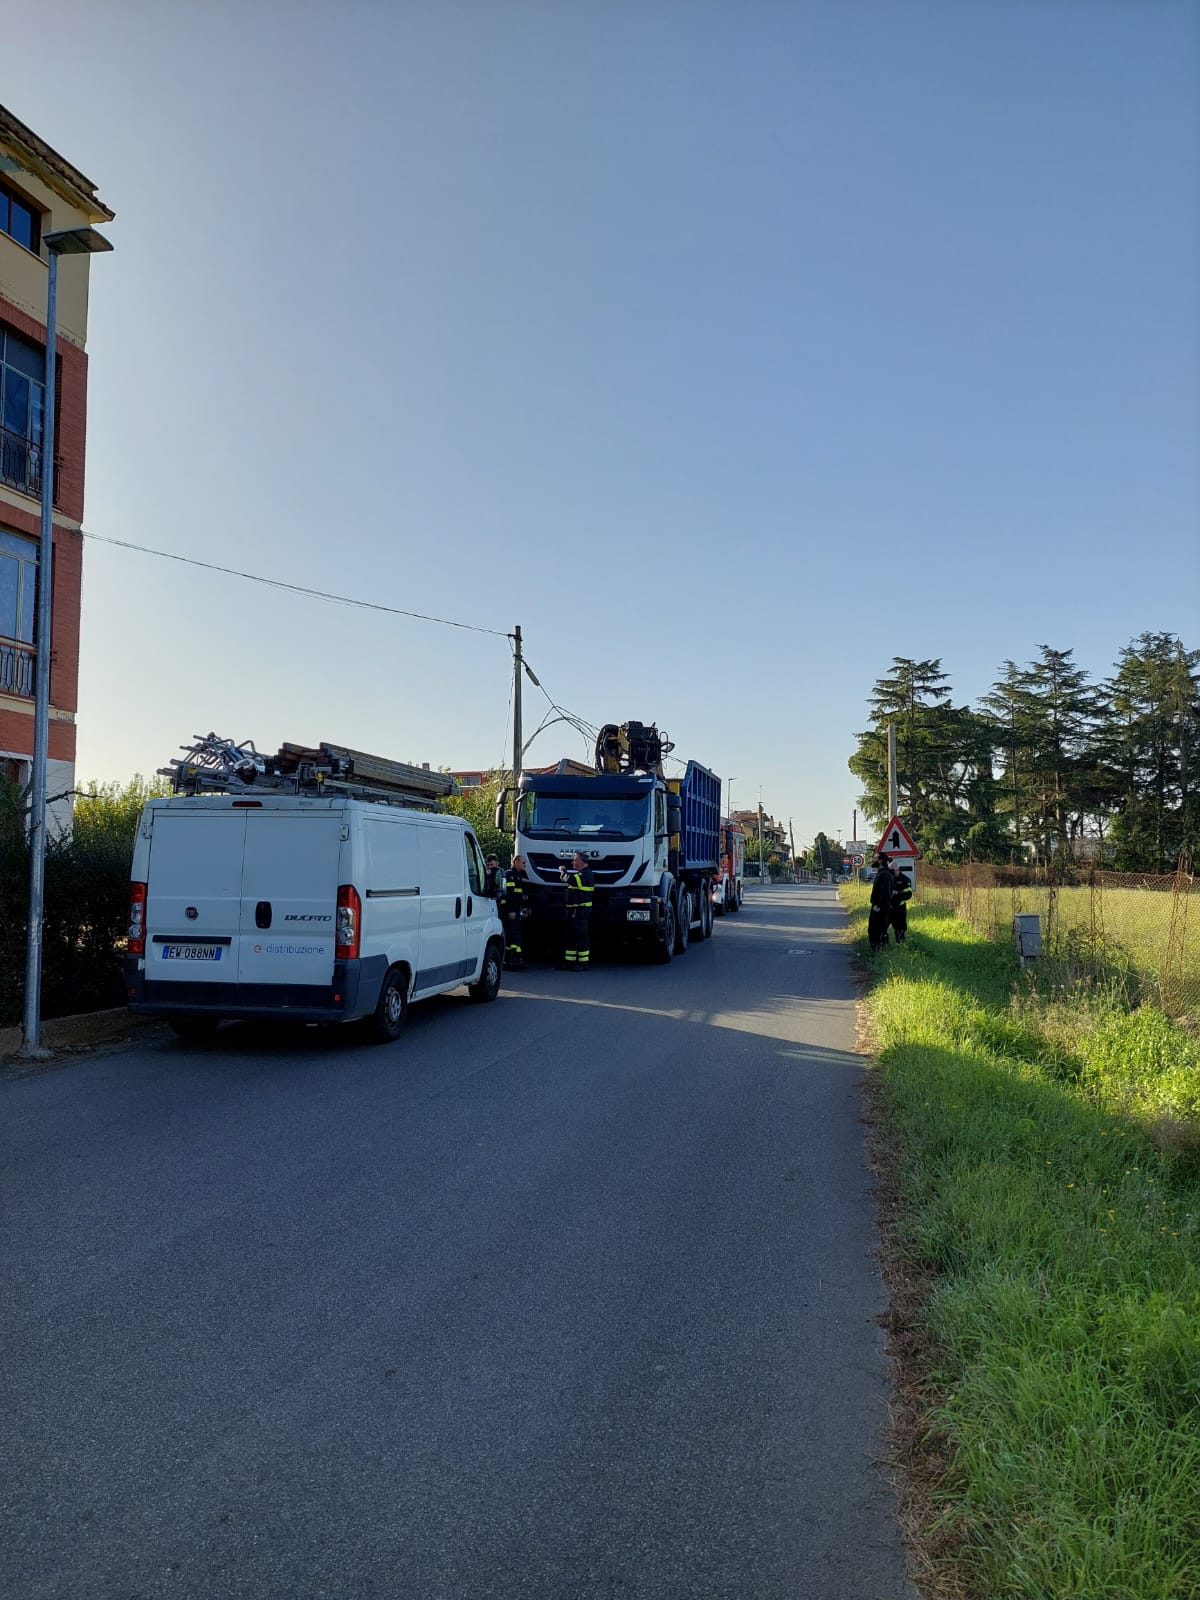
[496, 721, 721, 963]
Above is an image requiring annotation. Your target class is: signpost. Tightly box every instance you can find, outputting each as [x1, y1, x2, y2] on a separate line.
[876, 815, 918, 893]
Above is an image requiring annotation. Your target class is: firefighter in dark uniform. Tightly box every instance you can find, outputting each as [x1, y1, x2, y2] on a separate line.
[868, 856, 893, 953]
[890, 861, 912, 943]
[503, 855, 528, 969]
[560, 851, 594, 970]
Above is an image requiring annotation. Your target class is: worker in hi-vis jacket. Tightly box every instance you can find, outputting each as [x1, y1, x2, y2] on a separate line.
[558, 851, 594, 970]
[502, 855, 528, 969]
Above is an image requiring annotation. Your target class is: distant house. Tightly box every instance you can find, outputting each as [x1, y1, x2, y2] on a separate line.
[451, 758, 595, 789]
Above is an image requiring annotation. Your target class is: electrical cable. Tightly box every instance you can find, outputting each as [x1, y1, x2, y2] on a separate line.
[80, 531, 510, 638]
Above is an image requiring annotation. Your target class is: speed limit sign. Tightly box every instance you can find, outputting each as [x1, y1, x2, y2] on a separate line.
[851, 853, 865, 867]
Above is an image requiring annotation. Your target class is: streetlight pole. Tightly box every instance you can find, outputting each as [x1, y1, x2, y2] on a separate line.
[20, 227, 112, 1058]
[758, 786, 766, 888]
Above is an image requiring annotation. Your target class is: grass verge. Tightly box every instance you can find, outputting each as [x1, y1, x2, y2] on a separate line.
[843, 885, 1200, 1600]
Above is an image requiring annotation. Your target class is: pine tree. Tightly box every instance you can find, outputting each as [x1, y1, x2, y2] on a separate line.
[1013, 647, 1104, 863]
[1108, 634, 1200, 870]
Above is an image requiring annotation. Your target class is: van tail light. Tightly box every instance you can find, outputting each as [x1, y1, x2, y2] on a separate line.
[128, 882, 147, 955]
[335, 885, 361, 960]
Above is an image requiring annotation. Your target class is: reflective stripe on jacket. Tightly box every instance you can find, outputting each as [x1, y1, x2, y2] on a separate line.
[564, 870, 593, 910]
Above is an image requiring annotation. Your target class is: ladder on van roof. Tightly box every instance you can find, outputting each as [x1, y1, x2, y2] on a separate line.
[159, 733, 460, 809]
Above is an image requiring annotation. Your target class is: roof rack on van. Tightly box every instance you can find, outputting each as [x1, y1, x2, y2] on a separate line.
[159, 734, 460, 809]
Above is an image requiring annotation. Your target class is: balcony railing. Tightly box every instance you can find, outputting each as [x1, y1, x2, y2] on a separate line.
[0, 640, 35, 698]
[0, 425, 60, 503]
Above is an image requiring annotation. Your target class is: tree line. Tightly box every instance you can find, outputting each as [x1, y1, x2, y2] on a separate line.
[848, 634, 1199, 870]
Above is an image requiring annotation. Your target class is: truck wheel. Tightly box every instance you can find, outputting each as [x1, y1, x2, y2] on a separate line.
[714, 881, 725, 916]
[469, 940, 504, 1003]
[371, 966, 409, 1043]
[697, 884, 713, 939]
[653, 900, 676, 964]
[730, 885, 741, 913]
[674, 888, 690, 954]
[169, 1015, 219, 1041]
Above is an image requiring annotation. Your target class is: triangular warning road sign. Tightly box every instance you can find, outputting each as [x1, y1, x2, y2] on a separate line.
[878, 816, 919, 857]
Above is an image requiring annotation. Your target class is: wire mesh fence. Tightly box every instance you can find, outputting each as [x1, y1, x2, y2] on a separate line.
[916, 858, 1197, 1021]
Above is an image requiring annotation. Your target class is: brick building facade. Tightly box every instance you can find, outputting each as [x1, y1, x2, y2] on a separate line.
[0, 104, 112, 829]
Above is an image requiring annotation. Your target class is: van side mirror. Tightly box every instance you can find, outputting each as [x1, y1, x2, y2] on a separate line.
[495, 789, 509, 832]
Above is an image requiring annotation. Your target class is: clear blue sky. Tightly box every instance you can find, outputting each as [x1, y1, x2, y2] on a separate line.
[8, 0, 1198, 845]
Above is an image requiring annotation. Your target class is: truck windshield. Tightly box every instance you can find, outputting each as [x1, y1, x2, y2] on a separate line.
[519, 792, 648, 840]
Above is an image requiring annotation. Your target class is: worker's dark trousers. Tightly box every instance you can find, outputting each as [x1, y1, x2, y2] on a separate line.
[504, 912, 523, 966]
[891, 904, 908, 943]
[868, 906, 890, 951]
[565, 907, 590, 967]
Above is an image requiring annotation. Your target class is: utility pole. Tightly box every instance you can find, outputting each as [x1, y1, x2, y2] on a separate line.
[887, 722, 898, 818]
[512, 624, 523, 789]
[757, 795, 766, 886]
[852, 807, 857, 844]
[788, 817, 797, 881]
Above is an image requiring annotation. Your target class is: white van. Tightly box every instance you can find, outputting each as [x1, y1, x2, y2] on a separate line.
[124, 795, 506, 1042]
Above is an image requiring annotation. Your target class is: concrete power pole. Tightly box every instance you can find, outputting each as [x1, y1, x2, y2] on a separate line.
[757, 800, 766, 886]
[512, 625, 523, 786]
[788, 818, 797, 880]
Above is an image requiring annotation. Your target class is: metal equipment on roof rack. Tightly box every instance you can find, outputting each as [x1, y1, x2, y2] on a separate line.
[160, 734, 459, 808]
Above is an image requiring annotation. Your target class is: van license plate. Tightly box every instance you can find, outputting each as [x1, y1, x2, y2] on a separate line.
[161, 945, 223, 961]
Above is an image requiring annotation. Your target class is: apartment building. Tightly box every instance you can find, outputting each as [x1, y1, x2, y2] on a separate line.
[0, 104, 112, 828]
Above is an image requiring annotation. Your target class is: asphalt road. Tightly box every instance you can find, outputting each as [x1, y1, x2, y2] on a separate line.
[2, 885, 915, 1600]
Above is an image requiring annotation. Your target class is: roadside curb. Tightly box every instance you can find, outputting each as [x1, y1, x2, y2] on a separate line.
[0, 1007, 161, 1066]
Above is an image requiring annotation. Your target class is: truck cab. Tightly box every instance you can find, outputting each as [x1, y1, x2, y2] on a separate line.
[504, 757, 720, 963]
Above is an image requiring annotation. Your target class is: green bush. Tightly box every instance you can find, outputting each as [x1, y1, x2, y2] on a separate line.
[0, 777, 168, 1027]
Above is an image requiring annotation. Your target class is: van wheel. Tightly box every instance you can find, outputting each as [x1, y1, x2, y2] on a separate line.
[169, 1015, 219, 1041]
[469, 941, 504, 1003]
[371, 966, 409, 1043]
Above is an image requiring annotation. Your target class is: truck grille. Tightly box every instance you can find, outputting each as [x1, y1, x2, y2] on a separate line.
[528, 853, 635, 886]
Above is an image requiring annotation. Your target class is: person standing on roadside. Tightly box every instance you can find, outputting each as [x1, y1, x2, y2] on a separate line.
[502, 855, 528, 969]
[559, 851, 594, 971]
[868, 855, 893, 953]
[890, 862, 912, 943]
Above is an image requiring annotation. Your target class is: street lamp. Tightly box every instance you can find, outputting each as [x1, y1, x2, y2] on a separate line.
[21, 226, 113, 1057]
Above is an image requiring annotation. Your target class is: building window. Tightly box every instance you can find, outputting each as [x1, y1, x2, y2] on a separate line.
[0, 529, 37, 645]
[0, 327, 47, 499]
[0, 181, 40, 253]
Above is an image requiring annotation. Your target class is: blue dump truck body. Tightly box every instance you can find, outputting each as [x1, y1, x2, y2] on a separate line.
[673, 760, 721, 874]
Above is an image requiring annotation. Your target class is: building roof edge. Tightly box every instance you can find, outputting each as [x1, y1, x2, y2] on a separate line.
[0, 104, 115, 223]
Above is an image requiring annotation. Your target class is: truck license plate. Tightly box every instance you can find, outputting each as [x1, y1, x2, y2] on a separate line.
[161, 945, 223, 961]
[626, 909, 651, 922]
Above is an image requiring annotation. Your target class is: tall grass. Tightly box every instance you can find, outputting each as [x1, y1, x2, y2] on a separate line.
[845, 885, 1200, 1599]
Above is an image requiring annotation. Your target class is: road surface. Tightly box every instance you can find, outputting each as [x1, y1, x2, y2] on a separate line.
[2, 885, 914, 1599]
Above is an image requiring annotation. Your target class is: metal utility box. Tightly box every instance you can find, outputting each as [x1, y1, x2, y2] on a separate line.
[1014, 913, 1042, 962]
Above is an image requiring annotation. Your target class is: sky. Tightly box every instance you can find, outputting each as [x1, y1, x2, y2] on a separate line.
[5, 0, 1198, 846]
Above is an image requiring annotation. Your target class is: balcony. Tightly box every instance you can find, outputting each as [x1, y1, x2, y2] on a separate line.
[0, 425, 59, 504]
[1, 640, 35, 698]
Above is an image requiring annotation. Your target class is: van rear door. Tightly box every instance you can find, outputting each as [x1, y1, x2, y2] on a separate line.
[145, 810, 246, 986]
[236, 812, 342, 985]
[236, 810, 343, 988]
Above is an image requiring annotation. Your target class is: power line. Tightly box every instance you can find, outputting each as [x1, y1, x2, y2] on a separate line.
[81, 531, 510, 638]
